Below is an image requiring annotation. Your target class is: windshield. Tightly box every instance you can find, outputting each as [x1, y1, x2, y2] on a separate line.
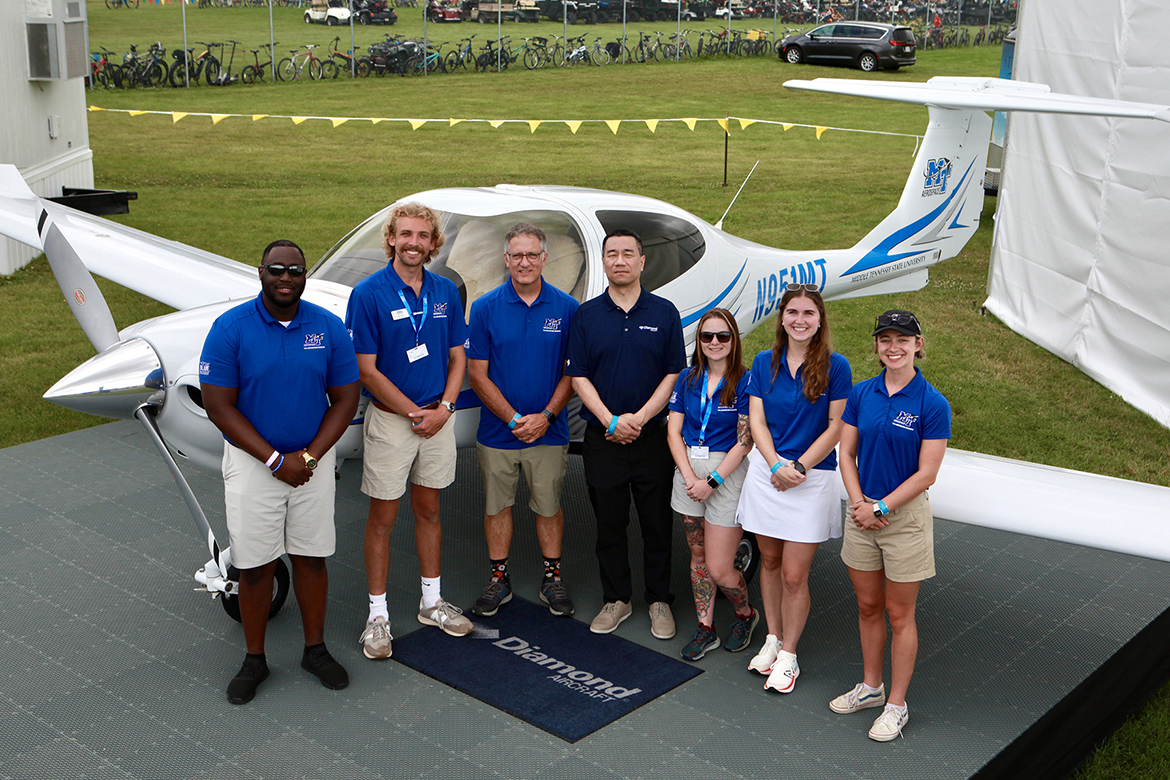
[311, 208, 590, 317]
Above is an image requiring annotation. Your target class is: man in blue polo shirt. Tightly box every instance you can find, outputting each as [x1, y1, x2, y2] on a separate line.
[566, 229, 687, 639]
[345, 203, 471, 660]
[466, 223, 579, 618]
[200, 239, 360, 705]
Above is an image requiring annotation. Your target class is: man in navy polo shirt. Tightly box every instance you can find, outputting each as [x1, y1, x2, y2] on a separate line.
[345, 203, 471, 660]
[566, 229, 687, 639]
[201, 239, 360, 705]
[466, 223, 579, 618]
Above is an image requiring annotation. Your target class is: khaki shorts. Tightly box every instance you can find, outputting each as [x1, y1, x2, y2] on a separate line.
[841, 491, 935, 583]
[671, 452, 748, 528]
[477, 443, 569, 517]
[223, 442, 336, 569]
[362, 404, 457, 500]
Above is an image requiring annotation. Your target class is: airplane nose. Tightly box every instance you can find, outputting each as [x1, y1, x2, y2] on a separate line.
[43, 337, 165, 419]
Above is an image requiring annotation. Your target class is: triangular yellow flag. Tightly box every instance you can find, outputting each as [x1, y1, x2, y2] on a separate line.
[564, 120, 582, 134]
[815, 126, 828, 139]
[737, 118, 756, 130]
[331, 118, 348, 128]
[409, 120, 428, 130]
[782, 123, 794, 131]
[252, 114, 268, 122]
[371, 118, 387, 125]
[292, 117, 309, 125]
[171, 112, 187, 123]
[449, 118, 465, 126]
[130, 111, 147, 117]
[644, 119, 658, 133]
[210, 114, 229, 125]
[605, 120, 621, 135]
[88, 106, 106, 112]
[489, 120, 506, 128]
[682, 118, 697, 131]
[528, 120, 542, 134]
[717, 118, 729, 135]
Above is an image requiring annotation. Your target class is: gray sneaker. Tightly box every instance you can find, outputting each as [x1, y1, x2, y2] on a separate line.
[359, 616, 393, 660]
[539, 580, 575, 616]
[589, 600, 632, 634]
[472, 578, 512, 616]
[418, 599, 473, 637]
[649, 601, 676, 640]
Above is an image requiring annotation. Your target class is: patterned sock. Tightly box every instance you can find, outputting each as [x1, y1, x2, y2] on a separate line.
[490, 558, 509, 582]
[542, 556, 561, 583]
[421, 576, 441, 610]
[368, 593, 388, 622]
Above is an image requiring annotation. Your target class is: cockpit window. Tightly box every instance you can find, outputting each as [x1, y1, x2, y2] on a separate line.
[310, 209, 589, 317]
[595, 210, 706, 291]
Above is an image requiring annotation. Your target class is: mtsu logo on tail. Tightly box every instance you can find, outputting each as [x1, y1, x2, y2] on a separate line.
[923, 158, 953, 196]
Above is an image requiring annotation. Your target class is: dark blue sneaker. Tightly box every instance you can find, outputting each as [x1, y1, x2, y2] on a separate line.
[539, 580, 575, 616]
[681, 624, 720, 661]
[724, 608, 759, 653]
[472, 578, 512, 616]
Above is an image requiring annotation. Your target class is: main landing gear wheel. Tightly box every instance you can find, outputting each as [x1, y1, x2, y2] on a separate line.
[735, 531, 759, 585]
[220, 556, 291, 622]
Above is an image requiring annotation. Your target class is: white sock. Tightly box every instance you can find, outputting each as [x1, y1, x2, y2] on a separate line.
[368, 593, 388, 622]
[421, 576, 441, 609]
[886, 702, 907, 714]
[863, 682, 883, 694]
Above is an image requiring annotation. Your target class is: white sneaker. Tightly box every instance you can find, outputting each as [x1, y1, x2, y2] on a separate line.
[359, 616, 393, 659]
[748, 634, 782, 674]
[418, 599, 473, 637]
[829, 682, 886, 714]
[763, 650, 799, 693]
[869, 704, 909, 742]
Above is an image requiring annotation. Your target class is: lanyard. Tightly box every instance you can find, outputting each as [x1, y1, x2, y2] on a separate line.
[697, 368, 724, 445]
[396, 288, 428, 346]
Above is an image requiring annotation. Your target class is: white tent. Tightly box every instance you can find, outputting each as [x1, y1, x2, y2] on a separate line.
[985, 0, 1170, 427]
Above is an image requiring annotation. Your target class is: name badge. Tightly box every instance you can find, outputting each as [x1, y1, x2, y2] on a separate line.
[689, 446, 709, 460]
[392, 308, 409, 321]
[406, 343, 429, 363]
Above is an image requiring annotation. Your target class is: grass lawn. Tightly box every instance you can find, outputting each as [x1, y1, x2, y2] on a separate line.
[4, 4, 1170, 775]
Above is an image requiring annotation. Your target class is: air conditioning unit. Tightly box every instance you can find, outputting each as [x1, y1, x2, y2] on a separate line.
[26, 0, 88, 81]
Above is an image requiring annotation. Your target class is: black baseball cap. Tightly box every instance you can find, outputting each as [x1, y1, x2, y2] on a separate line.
[871, 310, 922, 337]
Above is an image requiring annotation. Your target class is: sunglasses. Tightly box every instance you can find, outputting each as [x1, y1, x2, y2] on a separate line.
[785, 283, 820, 293]
[698, 331, 733, 344]
[875, 312, 920, 330]
[262, 264, 307, 277]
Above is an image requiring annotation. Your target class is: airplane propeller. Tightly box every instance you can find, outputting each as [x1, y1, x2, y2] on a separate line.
[38, 209, 120, 353]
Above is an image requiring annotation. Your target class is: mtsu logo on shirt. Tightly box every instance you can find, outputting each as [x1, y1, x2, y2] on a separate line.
[304, 333, 325, 350]
[432, 302, 449, 318]
[199, 361, 210, 376]
[893, 411, 919, 431]
[544, 317, 563, 333]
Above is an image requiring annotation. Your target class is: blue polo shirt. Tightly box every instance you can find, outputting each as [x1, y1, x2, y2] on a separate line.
[565, 287, 687, 427]
[345, 264, 468, 406]
[842, 367, 951, 499]
[199, 295, 359, 454]
[467, 277, 579, 449]
[747, 350, 852, 470]
[668, 368, 750, 452]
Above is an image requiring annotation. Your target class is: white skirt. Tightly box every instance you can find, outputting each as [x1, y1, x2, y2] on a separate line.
[736, 448, 844, 544]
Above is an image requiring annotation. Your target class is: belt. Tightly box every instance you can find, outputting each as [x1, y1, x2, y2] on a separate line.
[372, 399, 440, 416]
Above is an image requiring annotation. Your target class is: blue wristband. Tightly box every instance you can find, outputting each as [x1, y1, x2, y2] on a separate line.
[770, 461, 783, 475]
[877, 500, 891, 516]
[708, 470, 724, 486]
[508, 413, 521, 430]
[270, 454, 285, 473]
[606, 416, 618, 435]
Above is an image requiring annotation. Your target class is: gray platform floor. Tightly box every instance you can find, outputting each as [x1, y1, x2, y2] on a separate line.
[2, 420, 1169, 780]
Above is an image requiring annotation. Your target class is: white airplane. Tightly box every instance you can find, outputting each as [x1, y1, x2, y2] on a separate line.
[3, 76, 1169, 618]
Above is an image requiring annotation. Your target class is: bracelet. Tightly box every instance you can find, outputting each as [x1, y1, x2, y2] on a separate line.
[269, 454, 285, 473]
[264, 450, 280, 468]
[708, 470, 724, 486]
[508, 413, 521, 430]
[770, 461, 783, 475]
[606, 415, 618, 435]
[877, 500, 891, 516]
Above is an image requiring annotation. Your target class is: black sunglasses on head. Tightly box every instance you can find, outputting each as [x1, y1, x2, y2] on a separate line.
[698, 331, 733, 344]
[262, 264, 307, 277]
[875, 312, 919, 329]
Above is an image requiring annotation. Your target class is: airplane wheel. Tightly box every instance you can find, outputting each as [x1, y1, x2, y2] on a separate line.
[221, 557, 291, 622]
[734, 532, 759, 585]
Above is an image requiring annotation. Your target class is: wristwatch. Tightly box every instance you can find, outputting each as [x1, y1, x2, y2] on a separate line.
[542, 409, 557, 424]
[706, 474, 721, 490]
[302, 452, 318, 471]
[440, 401, 456, 413]
[791, 460, 806, 475]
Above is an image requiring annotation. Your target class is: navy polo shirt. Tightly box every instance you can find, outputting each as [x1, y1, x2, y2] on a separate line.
[668, 368, 750, 452]
[842, 367, 951, 499]
[565, 287, 687, 427]
[467, 277, 579, 449]
[345, 264, 468, 406]
[200, 295, 359, 454]
[747, 350, 852, 470]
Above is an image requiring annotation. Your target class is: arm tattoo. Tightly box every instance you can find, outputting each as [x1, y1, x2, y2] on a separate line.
[737, 414, 753, 448]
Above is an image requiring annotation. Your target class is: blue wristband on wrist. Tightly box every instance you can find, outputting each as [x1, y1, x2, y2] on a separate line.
[606, 416, 618, 435]
[508, 413, 521, 430]
[270, 454, 285, 473]
[877, 500, 891, 516]
[770, 461, 782, 474]
[709, 470, 724, 486]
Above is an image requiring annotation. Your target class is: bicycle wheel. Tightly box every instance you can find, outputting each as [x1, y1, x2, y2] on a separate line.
[320, 59, 339, 79]
[203, 56, 221, 86]
[107, 63, 125, 88]
[168, 59, 191, 87]
[308, 58, 323, 80]
[589, 47, 610, 66]
[357, 58, 372, 77]
[278, 57, 296, 81]
[144, 62, 165, 87]
[552, 45, 566, 67]
[240, 64, 258, 84]
[523, 48, 542, 70]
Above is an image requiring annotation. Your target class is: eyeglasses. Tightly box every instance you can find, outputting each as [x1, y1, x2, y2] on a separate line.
[875, 312, 921, 330]
[698, 331, 733, 344]
[785, 283, 820, 293]
[262, 264, 307, 277]
[506, 251, 545, 262]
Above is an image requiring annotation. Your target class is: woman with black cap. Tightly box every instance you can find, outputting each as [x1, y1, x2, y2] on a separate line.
[831, 309, 951, 742]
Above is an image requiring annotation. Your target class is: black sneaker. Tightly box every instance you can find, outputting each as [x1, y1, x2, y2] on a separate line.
[539, 580, 575, 616]
[725, 608, 759, 653]
[301, 644, 349, 690]
[227, 654, 269, 705]
[681, 624, 720, 661]
[472, 578, 512, 616]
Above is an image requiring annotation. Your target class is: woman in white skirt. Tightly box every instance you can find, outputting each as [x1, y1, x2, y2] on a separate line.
[667, 308, 756, 662]
[738, 284, 852, 694]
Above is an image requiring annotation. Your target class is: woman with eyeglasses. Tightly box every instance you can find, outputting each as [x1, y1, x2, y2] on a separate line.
[831, 309, 950, 742]
[736, 283, 852, 694]
[666, 308, 756, 662]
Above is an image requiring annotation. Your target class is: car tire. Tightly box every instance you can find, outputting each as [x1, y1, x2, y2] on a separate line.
[304, 12, 311, 22]
[784, 45, 802, 64]
[858, 51, 877, 71]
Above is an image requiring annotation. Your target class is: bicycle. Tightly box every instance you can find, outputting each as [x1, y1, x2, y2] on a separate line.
[326, 36, 371, 77]
[122, 42, 168, 88]
[443, 35, 476, 71]
[240, 42, 279, 83]
[560, 36, 608, 66]
[87, 47, 123, 89]
[475, 38, 508, 72]
[402, 41, 447, 75]
[105, 0, 140, 8]
[522, 36, 553, 69]
[168, 41, 219, 88]
[279, 44, 332, 80]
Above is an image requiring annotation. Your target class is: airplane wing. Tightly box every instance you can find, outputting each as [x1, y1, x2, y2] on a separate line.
[0, 164, 259, 311]
[784, 76, 1170, 122]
